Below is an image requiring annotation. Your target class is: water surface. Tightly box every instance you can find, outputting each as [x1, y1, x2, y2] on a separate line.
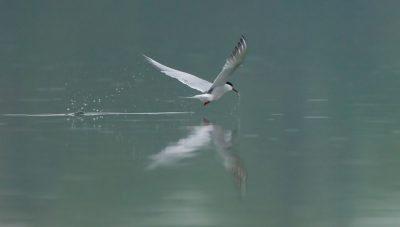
[1, 1, 400, 226]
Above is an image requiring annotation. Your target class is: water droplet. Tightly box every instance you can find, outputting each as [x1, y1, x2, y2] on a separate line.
[231, 93, 241, 114]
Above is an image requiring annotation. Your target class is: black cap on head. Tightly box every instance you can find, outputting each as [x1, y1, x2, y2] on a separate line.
[226, 82, 233, 86]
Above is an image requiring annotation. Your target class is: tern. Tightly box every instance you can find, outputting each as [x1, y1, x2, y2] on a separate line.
[143, 36, 248, 106]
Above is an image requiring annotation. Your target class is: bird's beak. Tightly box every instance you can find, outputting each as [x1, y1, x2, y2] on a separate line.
[232, 87, 239, 93]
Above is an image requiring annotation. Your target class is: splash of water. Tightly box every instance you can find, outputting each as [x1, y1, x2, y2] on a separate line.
[231, 93, 241, 114]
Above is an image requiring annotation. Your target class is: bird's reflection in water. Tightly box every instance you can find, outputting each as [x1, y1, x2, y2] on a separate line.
[208, 119, 246, 196]
[147, 118, 246, 197]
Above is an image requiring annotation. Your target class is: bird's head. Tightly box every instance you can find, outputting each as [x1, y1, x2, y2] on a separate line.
[226, 82, 238, 93]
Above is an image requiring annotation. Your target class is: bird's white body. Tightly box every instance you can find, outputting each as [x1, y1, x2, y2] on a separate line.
[143, 36, 248, 106]
[183, 84, 232, 102]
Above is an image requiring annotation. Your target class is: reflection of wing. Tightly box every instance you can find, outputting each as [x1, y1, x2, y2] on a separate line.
[147, 125, 213, 170]
[147, 118, 247, 196]
[211, 124, 247, 197]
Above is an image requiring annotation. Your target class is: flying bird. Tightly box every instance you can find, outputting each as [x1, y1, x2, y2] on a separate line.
[143, 36, 248, 106]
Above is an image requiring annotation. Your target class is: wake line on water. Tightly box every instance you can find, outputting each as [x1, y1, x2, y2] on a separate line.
[3, 111, 194, 117]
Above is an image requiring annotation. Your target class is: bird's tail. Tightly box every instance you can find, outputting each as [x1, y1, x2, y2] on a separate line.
[178, 96, 198, 99]
[179, 94, 212, 103]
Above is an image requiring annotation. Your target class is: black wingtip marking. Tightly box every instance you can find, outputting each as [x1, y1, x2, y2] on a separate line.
[229, 36, 247, 59]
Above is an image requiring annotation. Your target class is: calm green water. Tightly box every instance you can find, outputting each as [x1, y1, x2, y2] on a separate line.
[1, 1, 400, 226]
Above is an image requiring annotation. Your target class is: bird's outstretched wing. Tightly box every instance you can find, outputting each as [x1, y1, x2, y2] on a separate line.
[208, 36, 248, 91]
[143, 55, 212, 93]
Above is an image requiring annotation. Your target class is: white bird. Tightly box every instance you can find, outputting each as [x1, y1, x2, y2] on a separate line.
[143, 36, 248, 106]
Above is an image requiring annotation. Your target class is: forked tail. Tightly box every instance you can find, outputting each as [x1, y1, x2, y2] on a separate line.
[178, 96, 198, 99]
[178, 94, 212, 104]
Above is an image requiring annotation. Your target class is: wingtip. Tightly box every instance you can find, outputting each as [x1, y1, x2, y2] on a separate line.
[228, 36, 247, 60]
[142, 54, 153, 63]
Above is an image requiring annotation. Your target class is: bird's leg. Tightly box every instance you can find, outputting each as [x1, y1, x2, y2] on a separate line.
[204, 101, 210, 106]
